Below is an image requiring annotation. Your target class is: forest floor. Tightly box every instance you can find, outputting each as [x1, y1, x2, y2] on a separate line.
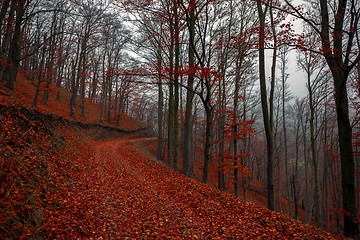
[0, 76, 348, 239]
[44, 137, 345, 239]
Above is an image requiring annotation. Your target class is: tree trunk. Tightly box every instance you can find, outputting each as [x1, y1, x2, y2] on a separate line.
[0, 0, 11, 29]
[333, 71, 358, 236]
[168, 13, 175, 169]
[182, 0, 196, 177]
[43, 13, 57, 105]
[157, 44, 164, 161]
[0, 0, 15, 81]
[217, 78, 225, 192]
[257, 1, 275, 211]
[318, 0, 359, 235]
[173, 2, 180, 171]
[233, 46, 242, 198]
[308, 72, 322, 228]
[202, 103, 212, 184]
[69, 41, 82, 118]
[34, 35, 47, 107]
[107, 72, 112, 123]
[294, 107, 301, 220]
[5, 0, 26, 90]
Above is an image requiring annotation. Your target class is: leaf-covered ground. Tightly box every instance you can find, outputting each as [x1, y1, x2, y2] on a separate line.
[44, 138, 345, 239]
[0, 77, 347, 239]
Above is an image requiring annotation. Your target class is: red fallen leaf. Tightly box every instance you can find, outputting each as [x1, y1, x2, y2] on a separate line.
[1, 94, 346, 240]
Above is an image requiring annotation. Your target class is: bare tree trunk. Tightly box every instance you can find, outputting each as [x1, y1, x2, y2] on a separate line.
[100, 53, 107, 122]
[202, 102, 212, 184]
[173, 2, 180, 171]
[107, 72, 112, 123]
[306, 69, 322, 228]
[274, 105, 282, 213]
[233, 71, 240, 197]
[322, 102, 329, 228]
[69, 41, 81, 117]
[157, 44, 164, 161]
[5, 0, 26, 90]
[217, 75, 226, 191]
[34, 35, 47, 107]
[182, 0, 196, 177]
[257, 1, 275, 211]
[301, 109, 313, 224]
[0, 0, 15, 83]
[280, 48, 292, 217]
[43, 13, 57, 105]
[233, 38, 242, 198]
[318, 1, 359, 236]
[168, 12, 175, 168]
[293, 102, 301, 220]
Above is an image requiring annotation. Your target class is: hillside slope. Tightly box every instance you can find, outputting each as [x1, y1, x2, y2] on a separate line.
[1, 72, 145, 131]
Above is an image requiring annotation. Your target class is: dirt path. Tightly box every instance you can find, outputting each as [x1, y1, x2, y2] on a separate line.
[86, 138, 199, 238]
[46, 138, 343, 239]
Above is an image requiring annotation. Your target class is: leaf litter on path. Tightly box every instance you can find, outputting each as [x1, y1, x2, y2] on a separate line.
[44, 138, 345, 239]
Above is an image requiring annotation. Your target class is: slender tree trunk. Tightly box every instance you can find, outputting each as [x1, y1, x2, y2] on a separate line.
[203, 103, 212, 184]
[322, 102, 329, 227]
[233, 47, 242, 198]
[233, 77, 240, 197]
[157, 45, 164, 161]
[274, 106, 282, 213]
[280, 49, 292, 217]
[43, 14, 57, 105]
[304, 121, 313, 225]
[257, 1, 275, 211]
[34, 35, 47, 107]
[80, 49, 86, 117]
[69, 41, 81, 117]
[242, 95, 249, 200]
[56, 19, 66, 102]
[107, 73, 112, 123]
[301, 109, 312, 224]
[100, 53, 107, 122]
[168, 12, 175, 169]
[294, 110, 300, 220]
[168, 80, 174, 167]
[173, 2, 180, 171]
[217, 77, 225, 191]
[308, 72, 322, 228]
[182, 0, 195, 177]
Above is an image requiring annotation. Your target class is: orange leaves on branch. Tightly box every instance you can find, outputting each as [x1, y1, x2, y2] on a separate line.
[175, 65, 221, 81]
[81, 71, 90, 79]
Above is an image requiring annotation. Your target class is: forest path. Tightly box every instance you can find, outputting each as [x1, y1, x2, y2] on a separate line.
[46, 137, 343, 239]
[69, 137, 217, 239]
